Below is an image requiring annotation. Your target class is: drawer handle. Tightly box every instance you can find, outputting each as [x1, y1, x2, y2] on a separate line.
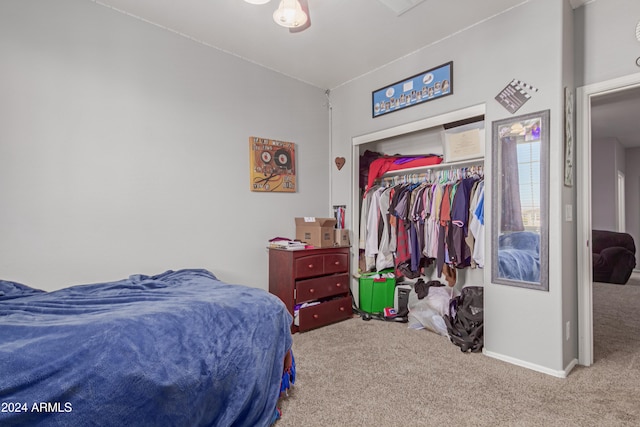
[308, 264, 314, 269]
[309, 288, 315, 293]
[334, 261, 340, 265]
[313, 314, 319, 319]
[335, 283, 342, 287]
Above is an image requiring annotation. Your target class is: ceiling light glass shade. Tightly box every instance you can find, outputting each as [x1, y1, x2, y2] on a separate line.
[273, 0, 308, 28]
[244, 0, 271, 4]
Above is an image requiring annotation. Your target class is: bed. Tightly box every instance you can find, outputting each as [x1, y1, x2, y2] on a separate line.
[0, 268, 295, 427]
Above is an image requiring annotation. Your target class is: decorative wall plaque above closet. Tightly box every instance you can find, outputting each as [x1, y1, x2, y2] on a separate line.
[372, 62, 453, 118]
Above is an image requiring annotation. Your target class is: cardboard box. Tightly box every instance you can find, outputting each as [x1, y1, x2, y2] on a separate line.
[295, 217, 337, 247]
[334, 229, 350, 246]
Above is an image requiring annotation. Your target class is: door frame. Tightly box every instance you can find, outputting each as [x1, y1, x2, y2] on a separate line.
[577, 72, 640, 366]
[617, 171, 625, 232]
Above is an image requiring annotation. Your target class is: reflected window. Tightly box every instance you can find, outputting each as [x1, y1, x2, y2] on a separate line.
[516, 134, 541, 231]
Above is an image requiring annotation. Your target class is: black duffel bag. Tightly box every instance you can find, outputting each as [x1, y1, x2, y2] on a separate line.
[443, 286, 484, 353]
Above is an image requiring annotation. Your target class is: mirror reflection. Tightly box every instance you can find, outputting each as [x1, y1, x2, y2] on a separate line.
[492, 110, 549, 290]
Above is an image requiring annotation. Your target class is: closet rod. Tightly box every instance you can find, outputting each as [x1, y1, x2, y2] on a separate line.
[380, 157, 484, 178]
[378, 161, 484, 186]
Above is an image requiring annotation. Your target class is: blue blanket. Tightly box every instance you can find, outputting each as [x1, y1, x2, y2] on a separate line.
[497, 231, 541, 283]
[0, 269, 293, 427]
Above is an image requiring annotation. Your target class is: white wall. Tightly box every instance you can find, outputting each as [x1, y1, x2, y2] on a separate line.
[0, 0, 330, 291]
[626, 147, 640, 254]
[574, 0, 640, 88]
[591, 138, 620, 231]
[330, 0, 569, 374]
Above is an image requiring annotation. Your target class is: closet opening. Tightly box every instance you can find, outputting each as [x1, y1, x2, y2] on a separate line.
[349, 104, 488, 323]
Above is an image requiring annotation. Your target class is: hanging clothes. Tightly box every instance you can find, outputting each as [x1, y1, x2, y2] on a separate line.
[449, 177, 476, 268]
[469, 181, 485, 267]
[376, 186, 395, 271]
[359, 164, 484, 278]
[364, 186, 385, 271]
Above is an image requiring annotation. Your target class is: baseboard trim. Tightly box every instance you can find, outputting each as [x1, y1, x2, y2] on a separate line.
[564, 358, 578, 376]
[483, 349, 578, 378]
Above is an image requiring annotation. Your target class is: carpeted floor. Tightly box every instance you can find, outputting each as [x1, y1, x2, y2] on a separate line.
[276, 276, 640, 426]
[623, 271, 640, 287]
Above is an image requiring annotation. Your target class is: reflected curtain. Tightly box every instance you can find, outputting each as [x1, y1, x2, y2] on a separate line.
[500, 136, 524, 231]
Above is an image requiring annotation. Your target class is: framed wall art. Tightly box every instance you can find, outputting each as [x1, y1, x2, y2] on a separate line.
[249, 136, 296, 192]
[372, 61, 453, 118]
[564, 87, 574, 187]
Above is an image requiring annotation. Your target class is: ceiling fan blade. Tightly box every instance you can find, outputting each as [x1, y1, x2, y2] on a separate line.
[289, 0, 311, 33]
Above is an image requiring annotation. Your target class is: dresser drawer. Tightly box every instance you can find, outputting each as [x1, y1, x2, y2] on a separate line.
[298, 296, 352, 332]
[294, 254, 325, 279]
[293, 253, 349, 279]
[296, 273, 349, 303]
[324, 253, 349, 275]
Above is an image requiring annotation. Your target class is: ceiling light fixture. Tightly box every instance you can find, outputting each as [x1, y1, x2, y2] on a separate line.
[244, 0, 271, 4]
[273, 0, 308, 28]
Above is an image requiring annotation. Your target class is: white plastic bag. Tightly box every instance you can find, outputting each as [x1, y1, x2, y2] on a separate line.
[407, 285, 459, 337]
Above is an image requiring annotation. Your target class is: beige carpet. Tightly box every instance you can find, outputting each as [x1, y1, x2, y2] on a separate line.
[276, 278, 640, 426]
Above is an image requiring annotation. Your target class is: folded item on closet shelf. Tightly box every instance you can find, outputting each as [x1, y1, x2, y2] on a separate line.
[366, 154, 443, 191]
[393, 156, 427, 164]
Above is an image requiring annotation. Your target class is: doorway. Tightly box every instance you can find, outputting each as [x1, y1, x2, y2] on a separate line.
[577, 73, 640, 366]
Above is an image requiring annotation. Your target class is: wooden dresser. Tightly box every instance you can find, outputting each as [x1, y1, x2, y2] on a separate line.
[268, 246, 352, 333]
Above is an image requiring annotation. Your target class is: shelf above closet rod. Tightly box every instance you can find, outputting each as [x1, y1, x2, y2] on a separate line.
[380, 157, 484, 178]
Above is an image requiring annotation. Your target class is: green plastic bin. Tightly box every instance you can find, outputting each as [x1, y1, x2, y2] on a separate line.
[359, 269, 396, 314]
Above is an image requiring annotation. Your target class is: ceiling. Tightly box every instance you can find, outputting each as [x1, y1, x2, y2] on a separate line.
[91, 0, 637, 149]
[93, 0, 530, 90]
